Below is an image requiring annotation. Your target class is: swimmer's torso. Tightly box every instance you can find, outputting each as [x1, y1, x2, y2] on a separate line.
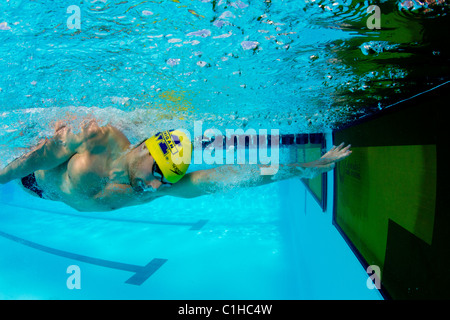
[33, 124, 146, 211]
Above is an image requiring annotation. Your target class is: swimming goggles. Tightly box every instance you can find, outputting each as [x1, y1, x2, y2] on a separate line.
[151, 161, 172, 185]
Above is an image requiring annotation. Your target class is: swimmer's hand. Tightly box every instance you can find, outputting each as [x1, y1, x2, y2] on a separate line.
[300, 143, 352, 170]
[318, 142, 352, 167]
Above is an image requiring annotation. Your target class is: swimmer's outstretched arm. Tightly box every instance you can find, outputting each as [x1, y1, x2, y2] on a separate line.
[163, 143, 352, 198]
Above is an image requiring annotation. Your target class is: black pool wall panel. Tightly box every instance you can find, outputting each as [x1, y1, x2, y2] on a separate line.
[332, 81, 449, 300]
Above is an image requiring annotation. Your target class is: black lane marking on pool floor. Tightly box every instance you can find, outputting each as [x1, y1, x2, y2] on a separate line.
[0, 202, 208, 231]
[0, 230, 167, 286]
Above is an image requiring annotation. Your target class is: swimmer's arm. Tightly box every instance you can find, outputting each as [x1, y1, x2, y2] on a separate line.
[261, 142, 352, 181]
[158, 164, 317, 199]
[157, 171, 211, 199]
[161, 143, 352, 198]
[0, 124, 101, 184]
[93, 183, 156, 210]
[0, 138, 79, 184]
[158, 163, 326, 199]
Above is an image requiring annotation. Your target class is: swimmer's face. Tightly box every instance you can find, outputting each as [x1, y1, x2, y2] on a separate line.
[129, 142, 163, 193]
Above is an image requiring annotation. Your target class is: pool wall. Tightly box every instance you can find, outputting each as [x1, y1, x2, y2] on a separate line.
[333, 81, 450, 299]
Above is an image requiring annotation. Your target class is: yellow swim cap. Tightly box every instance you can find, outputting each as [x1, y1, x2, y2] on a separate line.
[144, 130, 192, 184]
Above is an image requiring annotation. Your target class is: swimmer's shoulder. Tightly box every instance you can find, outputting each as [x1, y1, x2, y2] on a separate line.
[104, 124, 131, 149]
[71, 123, 130, 154]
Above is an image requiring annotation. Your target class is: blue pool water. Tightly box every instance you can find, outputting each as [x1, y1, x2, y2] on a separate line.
[2, 0, 449, 151]
[0, 137, 382, 299]
[1, 0, 449, 300]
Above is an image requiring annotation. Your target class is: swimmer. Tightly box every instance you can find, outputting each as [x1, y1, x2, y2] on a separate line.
[0, 121, 351, 212]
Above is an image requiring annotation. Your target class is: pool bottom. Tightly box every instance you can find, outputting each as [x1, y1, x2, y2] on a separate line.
[0, 183, 295, 299]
